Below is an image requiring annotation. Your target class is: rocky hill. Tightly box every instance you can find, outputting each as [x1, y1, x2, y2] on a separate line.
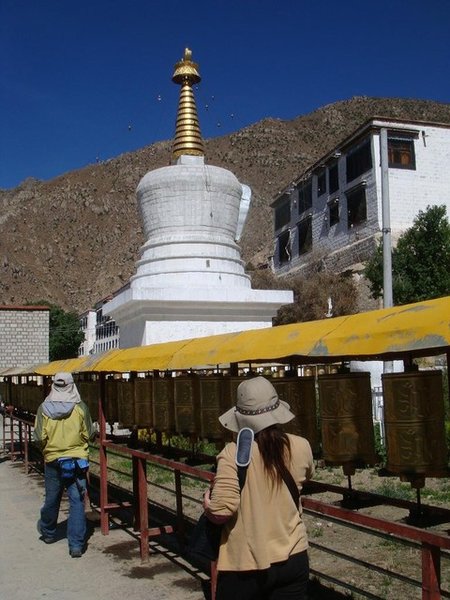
[1, 96, 449, 313]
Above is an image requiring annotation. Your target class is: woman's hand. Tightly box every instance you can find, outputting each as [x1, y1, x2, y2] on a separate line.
[203, 487, 212, 512]
[203, 487, 231, 524]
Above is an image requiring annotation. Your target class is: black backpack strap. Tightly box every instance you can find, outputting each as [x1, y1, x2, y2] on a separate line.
[237, 465, 247, 491]
[280, 468, 300, 508]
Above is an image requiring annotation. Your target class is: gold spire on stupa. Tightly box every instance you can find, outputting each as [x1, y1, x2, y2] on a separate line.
[171, 48, 204, 160]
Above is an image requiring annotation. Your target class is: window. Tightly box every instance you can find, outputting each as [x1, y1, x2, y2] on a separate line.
[329, 163, 339, 194]
[278, 230, 291, 264]
[328, 198, 339, 226]
[274, 196, 291, 230]
[317, 170, 327, 196]
[388, 138, 416, 169]
[346, 138, 372, 183]
[297, 216, 312, 255]
[298, 181, 312, 213]
[347, 187, 367, 228]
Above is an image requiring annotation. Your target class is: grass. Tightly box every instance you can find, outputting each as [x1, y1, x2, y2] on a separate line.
[374, 480, 415, 501]
[88, 442, 207, 490]
[421, 482, 450, 504]
[310, 523, 325, 538]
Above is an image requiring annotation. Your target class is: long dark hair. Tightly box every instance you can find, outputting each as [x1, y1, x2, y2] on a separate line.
[255, 425, 291, 486]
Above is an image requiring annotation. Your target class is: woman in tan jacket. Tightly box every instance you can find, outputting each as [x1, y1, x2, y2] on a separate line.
[204, 376, 314, 600]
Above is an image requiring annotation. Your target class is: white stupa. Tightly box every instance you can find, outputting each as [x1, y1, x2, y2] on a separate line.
[104, 49, 293, 348]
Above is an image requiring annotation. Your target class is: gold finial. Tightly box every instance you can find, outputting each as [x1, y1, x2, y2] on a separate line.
[171, 48, 204, 159]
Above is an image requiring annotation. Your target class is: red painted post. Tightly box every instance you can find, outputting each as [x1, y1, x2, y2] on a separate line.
[18, 419, 23, 458]
[98, 373, 109, 535]
[210, 561, 218, 600]
[1, 410, 5, 453]
[8, 407, 14, 461]
[174, 469, 185, 543]
[422, 543, 441, 600]
[132, 455, 140, 531]
[23, 421, 29, 473]
[137, 456, 149, 561]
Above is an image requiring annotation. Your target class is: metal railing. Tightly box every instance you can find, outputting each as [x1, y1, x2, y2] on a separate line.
[2, 409, 450, 600]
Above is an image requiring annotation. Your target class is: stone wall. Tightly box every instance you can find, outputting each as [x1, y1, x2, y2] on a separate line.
[0, 306, 49, 369]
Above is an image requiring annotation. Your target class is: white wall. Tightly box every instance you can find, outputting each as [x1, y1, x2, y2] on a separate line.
[372, 123, 450, 234]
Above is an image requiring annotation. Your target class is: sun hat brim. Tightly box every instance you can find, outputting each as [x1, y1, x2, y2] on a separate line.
[218, 397, 295, 434]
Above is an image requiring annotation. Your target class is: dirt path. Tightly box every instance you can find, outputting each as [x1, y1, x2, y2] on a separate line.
[0, 457, 207, 600]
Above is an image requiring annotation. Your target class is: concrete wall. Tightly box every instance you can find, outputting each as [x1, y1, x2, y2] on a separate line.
[372, 123, 450, 233]
[78, 310, 97, 356]
[0, 306, 49, 369]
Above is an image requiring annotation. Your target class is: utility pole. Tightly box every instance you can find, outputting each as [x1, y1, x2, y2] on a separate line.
[380, 128, 393, 310]
[379, 128, 394, 443]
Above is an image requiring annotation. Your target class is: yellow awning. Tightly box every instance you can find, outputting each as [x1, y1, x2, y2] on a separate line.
[7, 296, 449, 376]
[159, 296, 450, 368]
[88, 340, 192, 373]
[32, 356, 96, 376]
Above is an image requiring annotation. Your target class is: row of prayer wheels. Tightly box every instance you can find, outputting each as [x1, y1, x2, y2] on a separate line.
[3, 370, 448, 487]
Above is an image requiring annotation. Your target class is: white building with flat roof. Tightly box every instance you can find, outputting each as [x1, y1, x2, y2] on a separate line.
[78, 297, 120, 356]
[271, 118, 450, 275]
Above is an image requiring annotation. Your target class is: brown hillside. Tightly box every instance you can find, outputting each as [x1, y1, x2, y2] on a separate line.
[1, 96, 449, 313]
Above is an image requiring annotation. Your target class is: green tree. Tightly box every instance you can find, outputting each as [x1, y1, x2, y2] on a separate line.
[29, 301, 85, 361]
[364, 205, 450, 305]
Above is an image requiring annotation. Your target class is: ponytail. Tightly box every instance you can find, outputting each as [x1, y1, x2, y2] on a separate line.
[255, 425, 291, 486]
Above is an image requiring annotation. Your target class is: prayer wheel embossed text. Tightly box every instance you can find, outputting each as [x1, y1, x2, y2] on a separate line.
[382, 371, 448, 482]
[318, 372, 376, 473]
[273, 378, 319, 455]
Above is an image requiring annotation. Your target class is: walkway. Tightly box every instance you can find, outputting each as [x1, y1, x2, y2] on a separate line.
[0, 426, 206, 600]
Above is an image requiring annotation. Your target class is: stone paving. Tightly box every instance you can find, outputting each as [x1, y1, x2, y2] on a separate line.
[0, 418, 207, 600]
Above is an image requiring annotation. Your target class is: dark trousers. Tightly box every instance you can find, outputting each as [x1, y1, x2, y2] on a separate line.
[216, 550, 309, 600]
[40, 461, 87, 551]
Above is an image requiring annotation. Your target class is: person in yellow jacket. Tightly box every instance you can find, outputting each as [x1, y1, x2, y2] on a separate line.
[34, 372, 95, 558]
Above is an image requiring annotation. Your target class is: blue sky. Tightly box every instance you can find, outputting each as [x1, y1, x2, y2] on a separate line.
[1, 0, 449, 189]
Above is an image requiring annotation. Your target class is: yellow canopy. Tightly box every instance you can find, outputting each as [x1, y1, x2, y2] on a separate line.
[162, 296, 450, 368]
[6, 296, 449, 377]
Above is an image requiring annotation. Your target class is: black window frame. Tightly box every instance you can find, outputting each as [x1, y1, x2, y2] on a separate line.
[388, 137, 416, 169]
[346, 186, 367, 229]
[298, 180, 312, 214]
[274, 196, 291, 231]
[346, 137, 373, 183]
[329, 163, 339, 194]
[317, 170, 327, 196]
[297, 216, 312, 255]
[278, 230, 291, 264]
[328, 198, 340, 227]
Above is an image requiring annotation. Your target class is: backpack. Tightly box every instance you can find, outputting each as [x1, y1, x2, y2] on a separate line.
[57, 457, 89, 480]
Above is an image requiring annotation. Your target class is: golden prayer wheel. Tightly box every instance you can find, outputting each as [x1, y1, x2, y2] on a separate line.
[318, 372, 376, 474]
[198, 377, 233, 441]
[117, 380, 135, 428]
[225, 377, 242, 409]
[174, 377, 200, 435]
[382, 371, 448, 486]
[274, 378, 320, 455]
[153, 377, 175, 433]
[134, 379, 153, 427]
[25, 384, 43, 414]
[14, 384, 24, 411]
[105, 378, 119, 423]
[78, 380, 99, 422]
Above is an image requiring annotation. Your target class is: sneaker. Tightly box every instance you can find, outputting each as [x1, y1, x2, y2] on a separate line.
[37, 519, 56, 544]
[69, 548, 83, 558]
